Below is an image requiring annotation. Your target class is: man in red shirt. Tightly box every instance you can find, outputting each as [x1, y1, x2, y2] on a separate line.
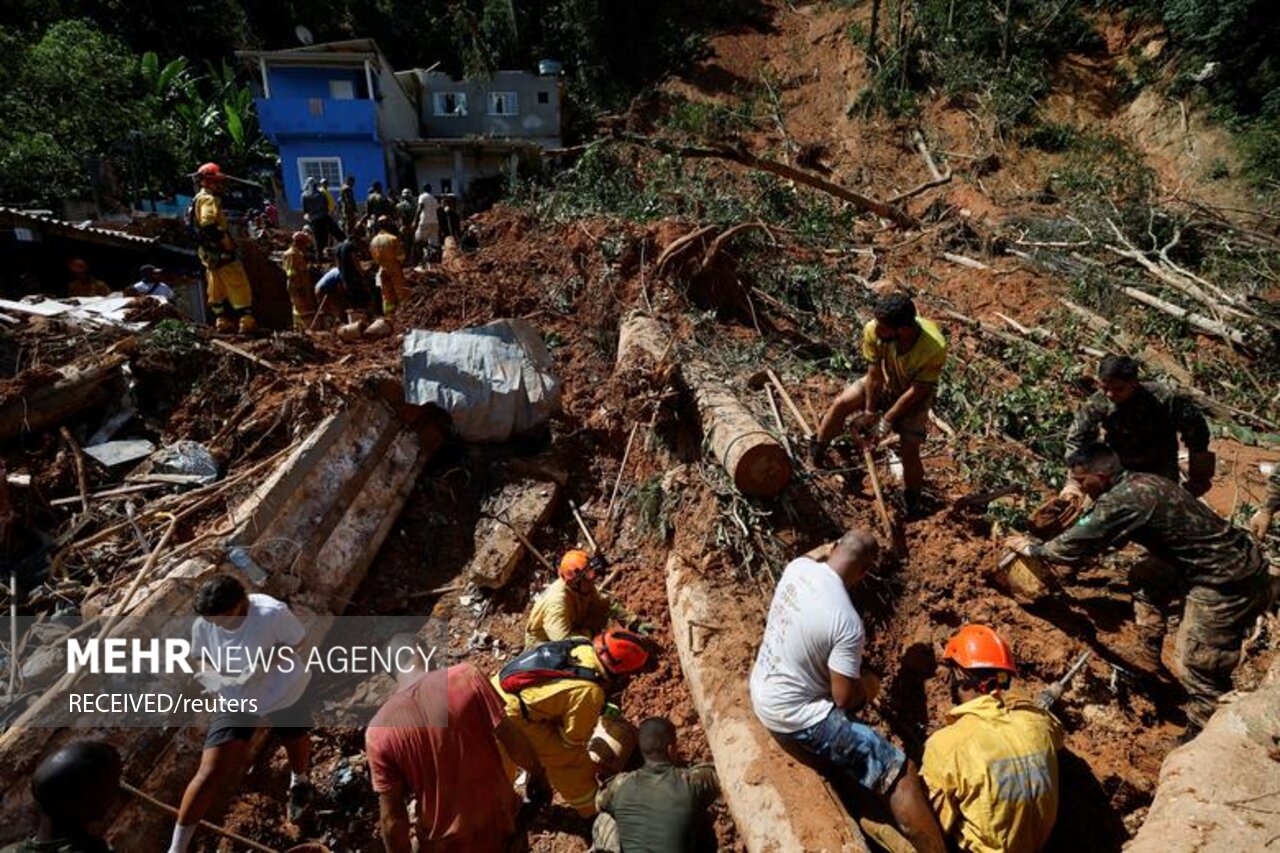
[366, 635, 549, 852]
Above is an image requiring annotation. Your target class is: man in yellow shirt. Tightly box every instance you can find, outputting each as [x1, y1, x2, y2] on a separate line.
[193, 162, 255, 334]
[812, 292, 947, 515]
[492, 628, 651, 816]
[922, 625, 1063, 853]
[525, 550, 611, 648]
[369, 216, 411, 317]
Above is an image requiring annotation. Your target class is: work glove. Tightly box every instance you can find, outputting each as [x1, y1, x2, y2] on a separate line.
[1250, 508, 1274, 541]
[1003, 534, 1039, 557]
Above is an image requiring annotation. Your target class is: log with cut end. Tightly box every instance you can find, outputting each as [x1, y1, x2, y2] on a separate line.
[684, 362, 792, 497]
[616, 317, 792, 497]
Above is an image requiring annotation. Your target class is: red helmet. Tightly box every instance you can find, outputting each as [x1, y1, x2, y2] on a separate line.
[558, 550, 593, 583]
[942, 625, 1017, 673]
[594, 628, 650, 676]
[292, 230, 312, 246]
[197, 162, 223, 177]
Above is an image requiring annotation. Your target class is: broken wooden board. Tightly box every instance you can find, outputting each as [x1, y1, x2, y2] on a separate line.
[469, 476, 562, 589]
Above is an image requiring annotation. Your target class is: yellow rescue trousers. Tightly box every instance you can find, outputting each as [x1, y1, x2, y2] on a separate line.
[377, 265, 411, 316]
[205, 260, 253, 312]
[497, 715, 599, 816]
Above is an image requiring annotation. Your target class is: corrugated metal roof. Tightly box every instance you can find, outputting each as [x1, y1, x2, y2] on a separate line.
[0, 206, 158, 247]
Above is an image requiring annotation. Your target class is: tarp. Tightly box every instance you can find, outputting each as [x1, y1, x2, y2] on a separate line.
[402, 318, 561, 442]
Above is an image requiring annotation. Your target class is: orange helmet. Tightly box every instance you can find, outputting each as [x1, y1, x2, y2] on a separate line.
[558, 550, 593, 583]
[68, 258, 89, 274]
[197, 162, 223, 177]
[942, 625, 1017, 673]
[594, 628, 650, 676]
[292, 230, 312, 246]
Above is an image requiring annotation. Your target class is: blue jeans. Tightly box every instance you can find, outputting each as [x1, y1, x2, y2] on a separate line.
[779, 707, 906, 796]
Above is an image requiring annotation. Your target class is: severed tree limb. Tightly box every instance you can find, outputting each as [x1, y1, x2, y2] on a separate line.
[1120, 286, 1250, 348]
[912, 129, 945, 181]
[616, 132, 920, 229]
[887, 172, 952, 205]
[697, 221, 778, 275]
[655, 225, 718, 279]
[1057, 298, 1196, 386]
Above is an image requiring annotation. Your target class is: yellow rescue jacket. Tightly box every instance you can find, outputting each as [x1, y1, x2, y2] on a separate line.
[491, 643, 606, 750]
[524, 579, 611, 648]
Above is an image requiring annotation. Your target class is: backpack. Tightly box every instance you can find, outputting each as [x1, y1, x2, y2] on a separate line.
[499, 638, 604, 718]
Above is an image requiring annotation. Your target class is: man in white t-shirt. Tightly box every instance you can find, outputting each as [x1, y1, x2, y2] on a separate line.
[168, 575, 314, 853]
[750, 530, 945, 853]
[129, 264, 175, 301]
[411, 183, 441, 264]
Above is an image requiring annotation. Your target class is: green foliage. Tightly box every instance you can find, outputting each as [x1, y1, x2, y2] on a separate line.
[853, 0, 1101, 133]
[660, 96, 760, 143]
[633, 475, 674, 542]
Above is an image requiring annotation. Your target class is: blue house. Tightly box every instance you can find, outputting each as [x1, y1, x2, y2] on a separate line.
[239, 40, 420, 214]
[241, 39, 564, 213]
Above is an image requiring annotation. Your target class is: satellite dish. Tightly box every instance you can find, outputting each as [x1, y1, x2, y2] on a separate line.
[295, 25, 314, 46]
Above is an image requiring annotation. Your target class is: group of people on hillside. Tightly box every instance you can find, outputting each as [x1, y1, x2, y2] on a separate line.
[299, 174, 462, 263]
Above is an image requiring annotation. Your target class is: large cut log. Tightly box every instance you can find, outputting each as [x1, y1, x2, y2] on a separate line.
[0, 353, 126, 442]
[0, 392, 442, 848]
[1127, 654, 1280, 852]
[616, 316, 792, 497]
[667, 552, 868, 852]
[469, 474, 562, 589]
[685, 362, 793, 497]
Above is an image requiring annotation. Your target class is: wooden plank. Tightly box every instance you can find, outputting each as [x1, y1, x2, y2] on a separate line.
[210, 338, 280, 372]
[469, 477, 562, 589]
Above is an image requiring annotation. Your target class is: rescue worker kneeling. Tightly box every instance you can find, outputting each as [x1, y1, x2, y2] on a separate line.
[492, 628, 651, 816]
[921, 626, 1063, 853]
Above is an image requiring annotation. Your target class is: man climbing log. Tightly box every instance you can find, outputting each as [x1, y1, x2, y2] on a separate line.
[1006, 444, 1273, 735]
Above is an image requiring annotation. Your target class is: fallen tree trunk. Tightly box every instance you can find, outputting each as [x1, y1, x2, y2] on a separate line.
[667, 552, 868, 852]
[0, 353, 126, 442]
[1121, 286, 1250, 348]
[0, 393, 442, 848]
[617, 317, 792, 497]
[616, 133, 920, 230]
[1128, 655, 1280, 852]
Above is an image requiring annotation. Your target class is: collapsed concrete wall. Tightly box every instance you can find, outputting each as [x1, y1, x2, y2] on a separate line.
[0, 392, 442, 845]
[667, 552, 869, 853]
[1127, 655, 1280, 852]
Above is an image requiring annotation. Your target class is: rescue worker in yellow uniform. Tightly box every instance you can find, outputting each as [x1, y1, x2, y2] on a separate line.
[492, 628, 651, 816]
[525, 550, 612, 648]
[67, 258, 110, 297]
[281, 231, 316, 330]
[368, 216, 411, 317]
[921, 625, 1063, 853]
[193, 162, 255, 334]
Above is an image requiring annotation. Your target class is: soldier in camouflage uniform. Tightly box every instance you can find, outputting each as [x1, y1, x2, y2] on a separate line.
[1249, 464, 1280, 540]
[1010, 444, 1271, 731]
[1063, 354, 1214, 493]
[0, 740, 121, 852]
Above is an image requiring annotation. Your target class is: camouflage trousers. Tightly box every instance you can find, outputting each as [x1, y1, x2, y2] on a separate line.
[1176, 571, 1272, 728]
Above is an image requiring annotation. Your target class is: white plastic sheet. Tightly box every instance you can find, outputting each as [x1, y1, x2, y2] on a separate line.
[402, 318, 561, 442]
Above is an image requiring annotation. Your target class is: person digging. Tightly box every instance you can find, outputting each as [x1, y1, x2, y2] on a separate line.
[1005, 443, 1273, 736]
[491, 628, 652, 818]
[525, 550, 611, 648]
[921, 625, 1063, 853]
[193, 163, 256, 335]
[811, 293, 948, 518]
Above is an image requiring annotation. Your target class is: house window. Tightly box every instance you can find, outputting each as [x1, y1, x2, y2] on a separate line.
[488, 91, 518, 116]
[440, 178, 452, 193]
[433, 92, 468, 116]
[298, 157, 343, 190]
[329, 79, 356, 100]
[537, 91, 550, 105]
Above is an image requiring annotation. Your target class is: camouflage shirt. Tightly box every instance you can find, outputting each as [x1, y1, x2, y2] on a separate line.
[1032, 472, 1263, 588]
[1064, 382, 1209, 481]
